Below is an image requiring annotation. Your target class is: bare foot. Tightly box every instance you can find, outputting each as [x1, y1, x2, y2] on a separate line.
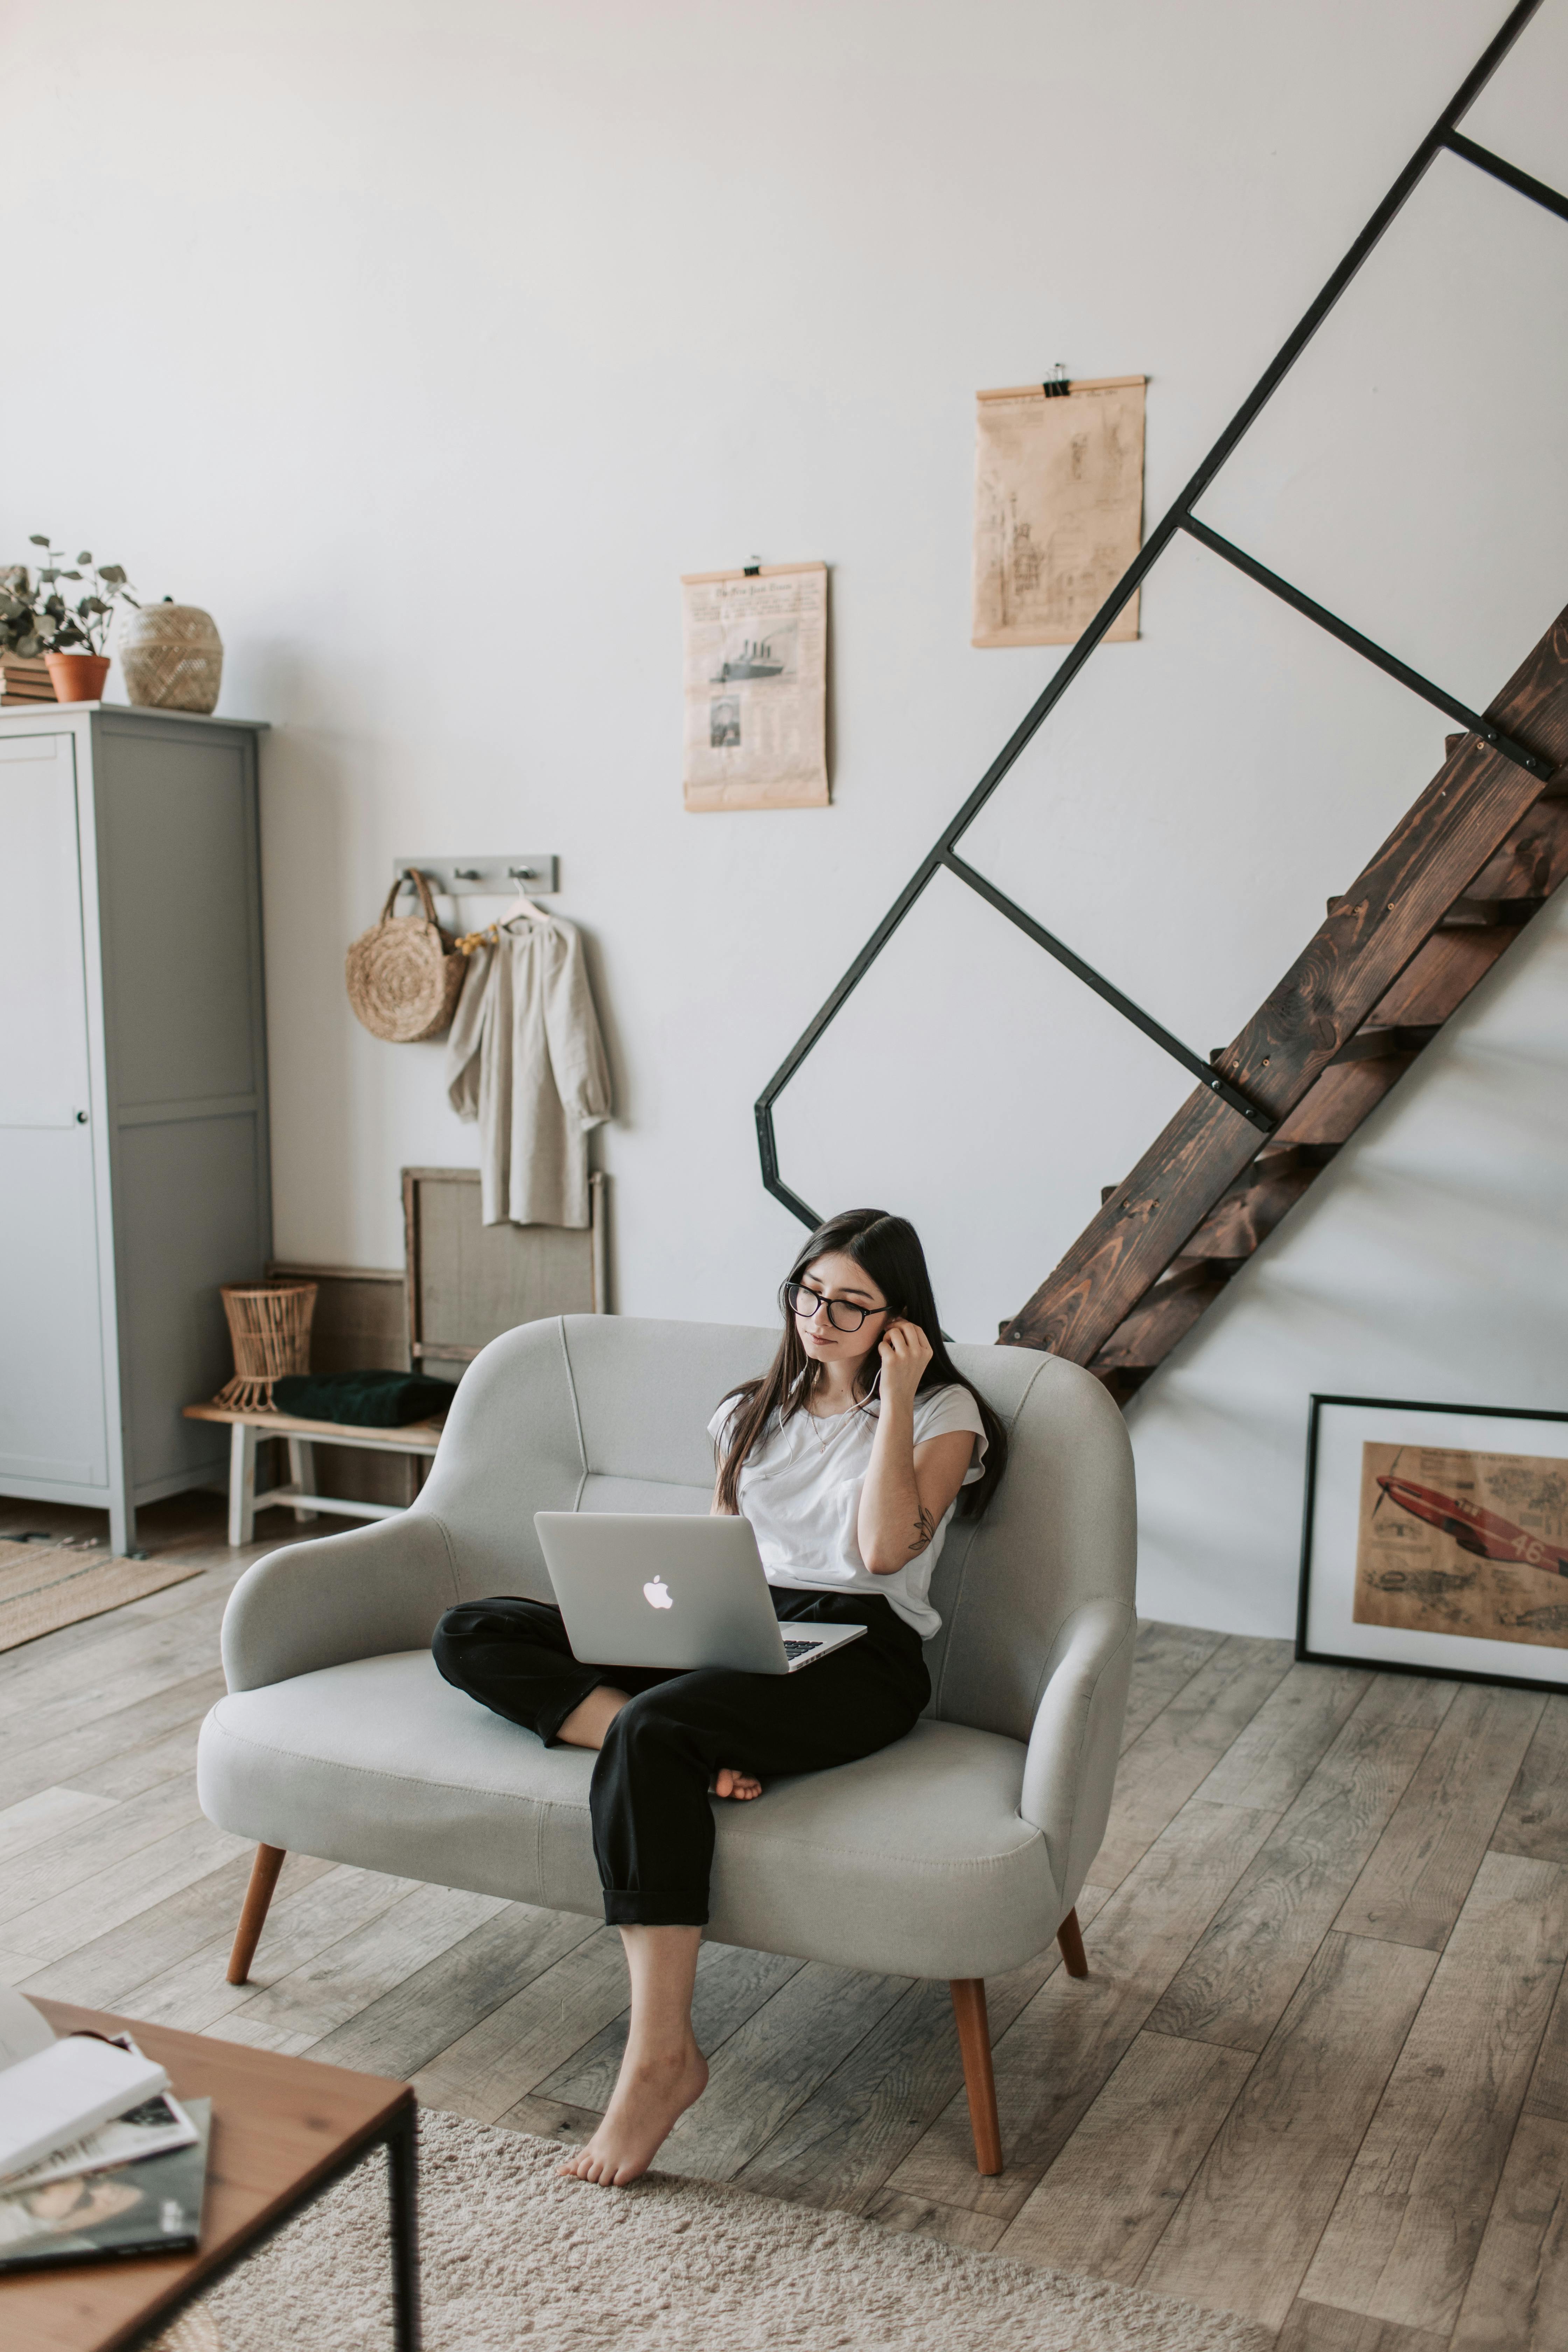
[714, 1767, 762, 1800]
[556, 2041, 709, 2186]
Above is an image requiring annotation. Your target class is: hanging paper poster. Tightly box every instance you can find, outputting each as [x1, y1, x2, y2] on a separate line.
[972, 377, 1146, 648]
[681, 562, 828, 812]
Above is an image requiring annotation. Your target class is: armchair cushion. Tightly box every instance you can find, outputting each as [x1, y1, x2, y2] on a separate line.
[197, 1650, 1062, 1981]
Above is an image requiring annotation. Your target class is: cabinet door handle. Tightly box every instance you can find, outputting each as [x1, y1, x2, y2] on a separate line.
[75, 1110, 89, 1124]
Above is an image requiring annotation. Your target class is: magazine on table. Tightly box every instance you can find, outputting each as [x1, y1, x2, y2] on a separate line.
[0, 1983, 209, 2270]
[0, 2101, 212, 2270]
[4, 2075, 199, 2191]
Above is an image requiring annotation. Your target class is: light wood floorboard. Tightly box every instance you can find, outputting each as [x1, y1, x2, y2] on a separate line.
[1148, 1672, 1452, 2053]
[1332, 1683, 1545, 1952]
[1139, 1931, 1438, 2329]
[884, 1794, 1281, 2221]
[862, 2188, 1007, 2252]
[10, 1506, 1568, 2345]
[994, 2025, 1255, 2280]
[735, 1885, 1112, 2216]
[1088, 1634, 1294, 1889]
[1276, 2305, 1450, 2352]
[1492, 1695, 1568, 1867]
[1118, 1621, 1227, 1750]
[1301, 1850, 1568, 2337]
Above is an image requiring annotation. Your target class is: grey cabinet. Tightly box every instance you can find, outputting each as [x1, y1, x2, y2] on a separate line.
[0, 703, 271, 1553]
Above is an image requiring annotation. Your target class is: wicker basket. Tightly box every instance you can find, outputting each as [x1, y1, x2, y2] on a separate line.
[118, 602, 224, 715]
[215, 1281, 317, 1410]
[345, 869, 466, 1043]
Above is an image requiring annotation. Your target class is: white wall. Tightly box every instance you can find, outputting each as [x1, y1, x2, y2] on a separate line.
[4, 0, 1566, 1633]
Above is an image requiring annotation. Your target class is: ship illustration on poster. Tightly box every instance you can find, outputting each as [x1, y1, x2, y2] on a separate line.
[681, 561, 827, 812]
[714, 636, 787, 682]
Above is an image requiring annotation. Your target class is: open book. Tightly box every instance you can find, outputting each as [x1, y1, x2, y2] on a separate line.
[0, 1987, 196, 2186]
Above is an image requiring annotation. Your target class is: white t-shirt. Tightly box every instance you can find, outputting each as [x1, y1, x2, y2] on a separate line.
[706, 1382, 989, 1640]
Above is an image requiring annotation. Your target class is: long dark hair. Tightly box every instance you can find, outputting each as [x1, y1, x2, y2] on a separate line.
[715, 1208, 1008, 1519]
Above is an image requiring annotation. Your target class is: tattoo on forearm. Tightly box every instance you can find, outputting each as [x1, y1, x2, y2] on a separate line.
[906, 1505, 936, 1558]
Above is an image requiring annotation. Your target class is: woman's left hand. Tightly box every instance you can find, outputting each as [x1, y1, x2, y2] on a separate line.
[877, 1317, 932, 1404]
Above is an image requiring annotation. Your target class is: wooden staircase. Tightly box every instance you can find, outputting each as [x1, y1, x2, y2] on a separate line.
[998, 607, 1568, 1396]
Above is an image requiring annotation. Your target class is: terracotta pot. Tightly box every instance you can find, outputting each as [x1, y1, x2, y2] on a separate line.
[44, 651, 111, 702]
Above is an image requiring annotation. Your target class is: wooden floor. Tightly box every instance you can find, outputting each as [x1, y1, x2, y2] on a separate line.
[4, 1492, 1566, 2348]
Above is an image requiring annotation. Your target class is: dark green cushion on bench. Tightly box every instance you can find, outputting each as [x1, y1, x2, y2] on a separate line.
[271, 1370, 457, 1427]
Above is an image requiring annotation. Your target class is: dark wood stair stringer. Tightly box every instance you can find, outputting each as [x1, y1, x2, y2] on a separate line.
[999, 606, 1568, 1395]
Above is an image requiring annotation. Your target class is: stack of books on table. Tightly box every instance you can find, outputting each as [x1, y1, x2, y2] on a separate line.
[0, 656, 57, 707]
[0, 1989, 211, 2272]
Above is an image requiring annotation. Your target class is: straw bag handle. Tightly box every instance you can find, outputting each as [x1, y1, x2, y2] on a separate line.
[381, 869, 441, 928]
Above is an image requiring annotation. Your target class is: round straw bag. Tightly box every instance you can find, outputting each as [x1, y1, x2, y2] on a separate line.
[345, 869, 465, 1042]
[215, 1280, 317, 1410]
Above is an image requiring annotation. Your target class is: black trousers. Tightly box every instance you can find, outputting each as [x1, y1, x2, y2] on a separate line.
[432, 1587, 930, 1927]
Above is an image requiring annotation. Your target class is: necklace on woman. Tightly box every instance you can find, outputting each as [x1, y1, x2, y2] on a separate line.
[807, 1383, 868, 1452]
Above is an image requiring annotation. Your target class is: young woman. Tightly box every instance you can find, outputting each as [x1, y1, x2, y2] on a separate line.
[432, 1207, 1007, 2186]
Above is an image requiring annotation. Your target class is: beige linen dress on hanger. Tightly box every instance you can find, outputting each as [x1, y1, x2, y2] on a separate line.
[444, 917, 612, 1227]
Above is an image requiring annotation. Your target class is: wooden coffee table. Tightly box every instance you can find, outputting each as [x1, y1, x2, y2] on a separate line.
[1, 2002, 420, 2352]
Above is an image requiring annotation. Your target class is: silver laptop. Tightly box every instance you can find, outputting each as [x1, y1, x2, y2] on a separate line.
[534, 1512, 867, 1675]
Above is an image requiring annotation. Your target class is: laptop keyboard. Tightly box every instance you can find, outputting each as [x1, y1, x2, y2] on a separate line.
[782, 1638, 823, 1659]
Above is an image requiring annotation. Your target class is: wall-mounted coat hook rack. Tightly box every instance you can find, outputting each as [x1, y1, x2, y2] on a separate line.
[392, 855, 560, 898]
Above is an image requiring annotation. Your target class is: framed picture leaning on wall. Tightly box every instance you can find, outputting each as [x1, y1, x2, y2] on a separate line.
[1298, 1395, 1568, 1694]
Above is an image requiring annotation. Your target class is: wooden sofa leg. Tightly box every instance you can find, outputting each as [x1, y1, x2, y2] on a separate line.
[1057, 1906, 1088, 1979]
[227, 1844, 287, 1984]
[950, 1979, 1003, 2176]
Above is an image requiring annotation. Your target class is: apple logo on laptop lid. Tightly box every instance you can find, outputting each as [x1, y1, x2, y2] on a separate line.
[643, 1576, 673, 1610]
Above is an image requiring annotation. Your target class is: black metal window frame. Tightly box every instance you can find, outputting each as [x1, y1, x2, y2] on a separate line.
[756, 0, 1565, 1234]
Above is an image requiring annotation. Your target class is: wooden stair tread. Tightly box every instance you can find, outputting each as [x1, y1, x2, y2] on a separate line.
[1366, 926, 1514, 1026]
[1465, 794, 1568, 897]
[1269, 1055, 1415, 1148]
[1329, 1022, 1440, 1061]
[1179, 1156, 1319, 1260]
[1088, 1267, 1231, 1374]
[1003, 602, 1568, 1370]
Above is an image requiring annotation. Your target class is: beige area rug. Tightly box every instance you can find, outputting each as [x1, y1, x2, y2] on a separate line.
[0, 1539, 203, 1652]
[202, 2109, 1269, 2352]
[149, 2313, 220, 2352]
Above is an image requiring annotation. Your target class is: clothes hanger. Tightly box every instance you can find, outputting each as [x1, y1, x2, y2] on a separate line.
[497, 865, 553, 928]
[454, 868, 554, 956]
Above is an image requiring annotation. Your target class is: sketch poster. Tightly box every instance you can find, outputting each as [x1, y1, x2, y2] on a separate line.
[1354, 1440, 1568, 1652]
[682, 562, 828, 812]
[972, 377, 1146, 648]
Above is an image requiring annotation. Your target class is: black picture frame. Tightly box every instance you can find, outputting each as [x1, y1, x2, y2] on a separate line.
[1297, 1392, 1568, 1695]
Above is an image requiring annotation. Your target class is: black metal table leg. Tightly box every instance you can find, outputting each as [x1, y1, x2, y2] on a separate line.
[385, 2101, 422, 2352]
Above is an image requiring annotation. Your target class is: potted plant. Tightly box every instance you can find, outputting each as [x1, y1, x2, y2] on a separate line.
[0, 537, 138, 701]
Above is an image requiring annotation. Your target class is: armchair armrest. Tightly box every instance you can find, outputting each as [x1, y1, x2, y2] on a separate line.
[1020, 1597, 1136, 1908]
[220, 1510, 460, 1692]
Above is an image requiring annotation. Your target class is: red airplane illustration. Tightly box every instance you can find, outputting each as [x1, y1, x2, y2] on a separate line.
[1376, 1475, 1568, 1578]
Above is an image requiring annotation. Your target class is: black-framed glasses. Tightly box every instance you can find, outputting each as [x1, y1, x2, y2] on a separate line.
[784, 1281, 888, 1334]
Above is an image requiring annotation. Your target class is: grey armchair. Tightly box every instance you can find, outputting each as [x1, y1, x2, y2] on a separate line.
[197, 1316, 1135, 2172]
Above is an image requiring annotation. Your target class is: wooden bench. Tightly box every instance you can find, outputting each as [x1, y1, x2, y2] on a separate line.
[183, 1402, 445, 1546]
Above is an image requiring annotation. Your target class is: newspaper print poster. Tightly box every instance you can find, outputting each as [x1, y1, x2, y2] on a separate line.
[972, 378, 1146, 648]
[682, 563, 828, 812]
[1354, 1440, 1568, 1652]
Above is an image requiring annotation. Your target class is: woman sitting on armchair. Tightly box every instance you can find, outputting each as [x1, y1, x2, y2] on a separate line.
[433, 1206, 1007, 2185]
